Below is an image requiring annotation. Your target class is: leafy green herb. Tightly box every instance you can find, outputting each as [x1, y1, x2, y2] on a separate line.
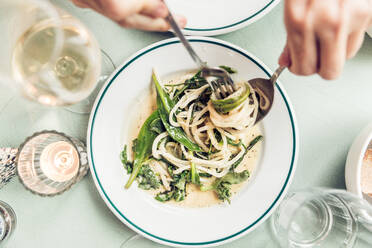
[173, 85, 188, 100]
[219, 65, 237, 74]
[214, 129, 222, 143]
[200, 170, 250, 203]
[137, 164, 161, 190]
[155, 170, 189, 202]
[155, 191, 174, 202]
[199, 173, 212, 178]
[125, 110, 160, 189]
[172, 71, 208, 101]
[246, 135, 263, 150]
[153, 71, 202, 152]
[227, 138, 242, 147]
[190, 162, 201, 185]
[120, 145, 133, 174]
[149, 117, 165, 134]
[215, 182, 232, 203]
[231, 135, 263, 170]
[211, 83, 250, 114]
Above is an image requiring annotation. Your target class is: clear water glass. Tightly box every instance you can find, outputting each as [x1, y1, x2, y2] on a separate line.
[16, 130, 88, 196]
[271, 188, 372, 247]
[0, 200, 16, 245]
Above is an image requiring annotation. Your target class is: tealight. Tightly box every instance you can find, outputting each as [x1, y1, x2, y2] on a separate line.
[39, 141, 79, 182]
[16, 130, 88, 196]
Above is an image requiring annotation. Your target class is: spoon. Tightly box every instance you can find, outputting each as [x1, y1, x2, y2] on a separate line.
[249, 66, 286, 124]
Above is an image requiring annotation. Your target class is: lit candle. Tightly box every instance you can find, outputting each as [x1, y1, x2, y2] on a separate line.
[361, 148, 372, 197]
[39, 141, 79, 182]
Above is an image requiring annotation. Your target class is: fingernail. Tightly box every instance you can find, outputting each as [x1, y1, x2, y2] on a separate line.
[175, 15, 187, 28]
[153, 4, 168, 18]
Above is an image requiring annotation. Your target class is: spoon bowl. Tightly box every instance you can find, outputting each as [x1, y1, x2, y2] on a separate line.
[249, 66, 286, 124]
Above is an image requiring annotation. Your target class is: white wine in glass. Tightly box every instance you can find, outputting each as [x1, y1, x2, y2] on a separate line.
[1, 0, 101, 107]
[12, 13, 101, 106]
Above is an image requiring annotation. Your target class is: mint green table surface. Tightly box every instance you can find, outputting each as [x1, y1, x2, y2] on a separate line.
[1, 1, 372, 247]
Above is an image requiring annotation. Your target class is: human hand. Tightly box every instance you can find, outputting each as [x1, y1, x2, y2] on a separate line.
[279, 0, 372, 80]
[71, 0, 186, 31]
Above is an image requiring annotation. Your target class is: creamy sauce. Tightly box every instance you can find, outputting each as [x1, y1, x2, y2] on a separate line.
[173, 126, 261, 208]
[126, 73, 262, 208]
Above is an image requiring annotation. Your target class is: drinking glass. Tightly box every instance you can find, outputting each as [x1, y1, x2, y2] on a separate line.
[16, 130, 89, 196]
[0, 200, 16, 245]
[120, 235, 166, 248]
[65, 49, 116, 114]
[271, 188, 372, 248]
[0, 0, 102, 107]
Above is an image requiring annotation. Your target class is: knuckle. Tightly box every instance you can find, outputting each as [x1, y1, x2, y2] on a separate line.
[102, 1, 129, 20]
[316, 6, 345, 33]
[287, 14, 308, 33]
[118, 19, 132, 28]
[322, 14, 342, 32]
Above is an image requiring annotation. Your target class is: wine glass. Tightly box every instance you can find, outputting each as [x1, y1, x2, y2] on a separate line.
[64, 49, 116, 114]
[0, 0, 102, 108]
[120, 235, 168, 248]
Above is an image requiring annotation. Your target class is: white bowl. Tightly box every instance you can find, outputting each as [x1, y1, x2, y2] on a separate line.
[345, 122, 372, 203]
[167, 0, 280, 36]
[88, 37, 298, 247]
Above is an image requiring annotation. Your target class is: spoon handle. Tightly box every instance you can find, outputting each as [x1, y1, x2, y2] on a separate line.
[270, 66, 286, 84]
[164, 2, 206, 68]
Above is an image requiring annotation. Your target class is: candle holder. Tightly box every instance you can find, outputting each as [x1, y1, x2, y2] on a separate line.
[0, 148, 18, 189]
[16, 130, 88, 196]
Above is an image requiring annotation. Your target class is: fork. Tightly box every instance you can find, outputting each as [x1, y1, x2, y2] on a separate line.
[164, 3, 236, 99]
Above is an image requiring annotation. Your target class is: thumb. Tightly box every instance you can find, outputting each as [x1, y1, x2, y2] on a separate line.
[278, 43, 291, 67]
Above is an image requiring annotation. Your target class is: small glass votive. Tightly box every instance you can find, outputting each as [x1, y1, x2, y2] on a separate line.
[0, 148, 18, 189]
[16, 130, 88, 196]
[0, 200, 16, 244]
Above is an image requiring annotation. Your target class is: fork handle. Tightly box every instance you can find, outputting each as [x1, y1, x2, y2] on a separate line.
[164, 2, 206, 68]
[270, 66, 286, 84]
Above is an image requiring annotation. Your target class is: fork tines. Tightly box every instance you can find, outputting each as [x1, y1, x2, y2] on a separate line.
[212, 78, 235, 99]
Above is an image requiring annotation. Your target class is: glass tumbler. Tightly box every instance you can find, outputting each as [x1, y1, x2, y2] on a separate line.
[16, 130, 88, 196]
[0, 200, 16, 245]
[271, 188, 372, 248]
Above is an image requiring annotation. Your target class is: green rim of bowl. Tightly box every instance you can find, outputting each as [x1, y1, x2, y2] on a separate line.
[183, 0, 278, 32]
[89, 38, 297, 246]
